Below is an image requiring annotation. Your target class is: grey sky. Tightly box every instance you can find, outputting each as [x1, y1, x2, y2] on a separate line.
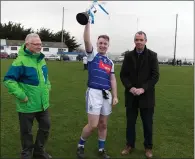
[1, 1, 194, 59]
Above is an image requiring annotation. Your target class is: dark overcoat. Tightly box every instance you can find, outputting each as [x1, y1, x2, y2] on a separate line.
[120, 46, 160, 108]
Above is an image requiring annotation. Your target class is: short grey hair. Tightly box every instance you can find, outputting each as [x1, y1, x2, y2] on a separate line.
[134, 31, 147, 40]
[25, 33, 40, 43]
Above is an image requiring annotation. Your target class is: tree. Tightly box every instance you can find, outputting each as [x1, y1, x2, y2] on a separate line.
[36, 28, 55, 42]
[53, 30, 81, 52]
[0, 21, 81, 51]
[63, 31, 81, 52]
[0, 21, 33, 40]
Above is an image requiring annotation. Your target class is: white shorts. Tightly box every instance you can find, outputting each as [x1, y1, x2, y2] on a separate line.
[85, 88, 112, 116]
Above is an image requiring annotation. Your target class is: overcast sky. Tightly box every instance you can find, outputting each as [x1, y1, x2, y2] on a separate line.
[1, 1, 194, 59]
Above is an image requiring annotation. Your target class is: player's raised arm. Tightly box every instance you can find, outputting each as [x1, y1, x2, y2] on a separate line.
[83, 22, 93, 53]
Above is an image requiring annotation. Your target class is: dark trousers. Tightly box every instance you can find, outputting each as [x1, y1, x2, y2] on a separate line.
[18, 109, 50, 158]
[126, 107, 154, 149]
[84, 64, 88, 70]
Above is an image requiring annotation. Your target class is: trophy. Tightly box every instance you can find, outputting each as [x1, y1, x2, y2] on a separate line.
[76, 12, 91, 26]
[76, 0, 109, 25]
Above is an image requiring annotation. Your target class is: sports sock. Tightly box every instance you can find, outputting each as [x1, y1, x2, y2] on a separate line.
[98, 139, 105, 151]
[78, 136, 86, 148]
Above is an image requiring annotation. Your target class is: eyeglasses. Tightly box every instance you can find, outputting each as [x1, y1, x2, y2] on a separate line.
[30, 43, 42, 46]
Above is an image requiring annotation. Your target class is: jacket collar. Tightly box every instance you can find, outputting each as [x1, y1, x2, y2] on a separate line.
[133, 45, 148, 55]
[23, 45, 45, 62]
[132, 45, 149, 71]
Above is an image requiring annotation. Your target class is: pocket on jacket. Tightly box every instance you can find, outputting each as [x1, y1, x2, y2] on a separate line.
[26, 98, 31, 108]
[16, 98, 27, 109]
[41, 87, 50, 107]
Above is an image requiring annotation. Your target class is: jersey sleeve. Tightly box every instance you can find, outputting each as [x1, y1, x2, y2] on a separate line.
[110, 60, 115, 74]
[85, 47, 98, 62]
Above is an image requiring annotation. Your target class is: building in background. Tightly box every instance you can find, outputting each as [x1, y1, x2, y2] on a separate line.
[0, 39, 8, 58]
[58, 52, 80, 61]
[1, 39, 6, 53]
[0, 39, 68, 55]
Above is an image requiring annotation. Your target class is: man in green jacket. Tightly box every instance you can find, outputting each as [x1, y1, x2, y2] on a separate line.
[3, 33, 52, 159]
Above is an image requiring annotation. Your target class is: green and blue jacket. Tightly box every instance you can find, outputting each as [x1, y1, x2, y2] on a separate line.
[3, 44, 51, 113]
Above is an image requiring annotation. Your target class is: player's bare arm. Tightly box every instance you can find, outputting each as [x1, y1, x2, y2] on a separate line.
[84, 22, 93, 53]
[110, 74, 118, 106]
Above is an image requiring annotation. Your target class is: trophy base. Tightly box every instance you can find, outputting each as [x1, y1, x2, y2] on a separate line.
[76, 12, 89, 25]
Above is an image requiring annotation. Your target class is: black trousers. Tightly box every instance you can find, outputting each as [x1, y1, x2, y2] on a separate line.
[18, 109, 50, 158]
[126, 106, 154, 149]
[84, 64, 88, 70]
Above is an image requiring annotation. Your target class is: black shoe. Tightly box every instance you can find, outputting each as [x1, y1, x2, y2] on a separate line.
[33, 152, 52, 159]
[98, 149, 110, 159]
[77, 146, 85, 159]
[20, 149, 33, 159]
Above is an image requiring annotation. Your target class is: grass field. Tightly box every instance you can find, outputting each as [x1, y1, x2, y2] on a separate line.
[1, 59, 194, 158]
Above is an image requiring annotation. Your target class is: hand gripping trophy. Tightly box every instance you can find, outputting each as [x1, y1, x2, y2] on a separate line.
[76, 0, 109, 25]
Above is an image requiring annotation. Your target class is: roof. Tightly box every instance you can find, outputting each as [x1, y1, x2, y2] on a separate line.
[6, 40, 24, 46]
[6, 40, 67, 48]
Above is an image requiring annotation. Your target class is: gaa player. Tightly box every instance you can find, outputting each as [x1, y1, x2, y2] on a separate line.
[76, 21, 118, 159]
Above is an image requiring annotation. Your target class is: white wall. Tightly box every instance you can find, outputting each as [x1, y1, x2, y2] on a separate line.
[6, 46, 21, 55]
[42, 47, 68, 55]
[42, 48, 58, 56]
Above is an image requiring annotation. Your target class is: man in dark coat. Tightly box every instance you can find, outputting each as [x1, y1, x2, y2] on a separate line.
[120, 31, 159, 158]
